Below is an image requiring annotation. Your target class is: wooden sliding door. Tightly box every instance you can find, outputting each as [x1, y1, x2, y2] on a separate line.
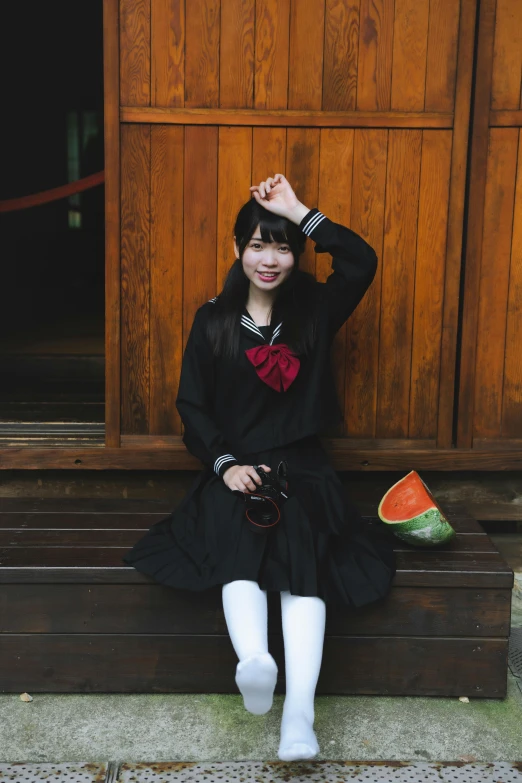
[103, 0, 478, 470]
[6, 0, 522, 470]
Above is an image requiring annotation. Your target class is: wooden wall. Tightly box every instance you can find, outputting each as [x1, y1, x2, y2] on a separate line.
[3, 0, 521, 470]
[458, 0, 522, 453]
[109, 0, 478, 468]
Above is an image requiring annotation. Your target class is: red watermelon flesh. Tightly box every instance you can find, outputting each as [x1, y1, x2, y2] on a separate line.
[378, 470, 455, 547]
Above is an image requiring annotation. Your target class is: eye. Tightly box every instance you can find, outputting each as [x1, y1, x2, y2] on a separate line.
[251, 242, 262, 249]
[279, 246, 290, 252]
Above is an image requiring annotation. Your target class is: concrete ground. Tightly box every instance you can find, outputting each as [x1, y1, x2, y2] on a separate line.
[1, 673, 521, 764]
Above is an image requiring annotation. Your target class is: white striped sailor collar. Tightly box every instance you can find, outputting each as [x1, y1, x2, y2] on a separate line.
[240, 308, 283, 346]
[208, 297, 283, 346]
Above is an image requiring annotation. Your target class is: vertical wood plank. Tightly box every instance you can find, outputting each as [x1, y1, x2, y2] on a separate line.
[491, 0, 522, 110]
[286, 129, 321, 276]
[183, 126, 218, 347]
[254, 0, 291, 109]
[437, 0, 477, 448]
[150, 126, 184, 435]
[316, 130, 355, 285]
[473, 128, 518, 439]
[409, 130, 452, 439]
[151, 0, 185, 107]
[185, 0, 220, 107]
[357, 0, 394, 110]
[377, 129, 422, 438]
[457, 0, 497, 448]
[252, 128, 287, 182]
[424, 0, 460, 112]
[120, 0, 151, 105]
[120, 124, 151, 434]
[345, 129, 388, 437]
[288, 0, 325, 110]
[317, 130, 355, 434]
[390, 0, 429, 110]
[502, 129, 522, 436]
[104, 0, 121, 447]
[322, 0, 359, 111]
[220, 0, 255, 108]
[217, 127, 253, 290]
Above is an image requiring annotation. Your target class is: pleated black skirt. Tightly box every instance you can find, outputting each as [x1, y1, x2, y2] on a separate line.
[122, 435, 396, 609]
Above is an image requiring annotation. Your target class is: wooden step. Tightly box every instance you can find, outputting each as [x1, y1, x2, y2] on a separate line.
[0, 498, 513, 697]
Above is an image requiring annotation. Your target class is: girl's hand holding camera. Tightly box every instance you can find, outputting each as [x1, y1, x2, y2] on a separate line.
[223, 463, 271, 493]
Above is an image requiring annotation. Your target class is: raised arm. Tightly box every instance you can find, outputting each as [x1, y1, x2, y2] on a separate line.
[299, 207, 378, 336]
[175, 307, 239, 478]
[249, 175, 378, 337]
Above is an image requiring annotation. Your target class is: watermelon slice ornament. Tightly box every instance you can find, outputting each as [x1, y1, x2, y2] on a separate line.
[378, 470, 456, 547]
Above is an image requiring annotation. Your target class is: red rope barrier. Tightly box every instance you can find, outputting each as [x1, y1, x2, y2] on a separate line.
[0, 170, 105, 213]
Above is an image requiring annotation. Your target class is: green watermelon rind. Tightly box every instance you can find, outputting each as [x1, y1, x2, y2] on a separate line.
[386, 507, 456, 547]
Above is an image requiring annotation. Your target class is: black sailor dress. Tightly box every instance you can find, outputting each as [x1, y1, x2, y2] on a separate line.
[122, 209, 396, 609]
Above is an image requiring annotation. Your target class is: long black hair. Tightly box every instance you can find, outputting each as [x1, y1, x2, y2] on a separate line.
[206, 198, 320, 359]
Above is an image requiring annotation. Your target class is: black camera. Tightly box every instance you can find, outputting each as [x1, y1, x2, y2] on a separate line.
[244, 461, 289, 531]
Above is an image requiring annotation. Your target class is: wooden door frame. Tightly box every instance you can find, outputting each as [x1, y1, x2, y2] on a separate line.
[456, 0, 497, 450]
[103, 0, 121, 449]
[436, 0, 479, 449]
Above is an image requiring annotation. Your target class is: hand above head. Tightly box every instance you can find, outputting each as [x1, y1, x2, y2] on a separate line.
[222, 463, 272, 493]
[249, 174, 309, 225]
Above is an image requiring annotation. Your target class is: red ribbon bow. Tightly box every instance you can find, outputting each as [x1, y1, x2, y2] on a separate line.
[245, 343, 300, 392]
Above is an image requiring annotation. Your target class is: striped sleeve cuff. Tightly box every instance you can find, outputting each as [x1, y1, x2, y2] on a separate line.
[299, 208, 327, 237]
[214, 454, 239, 478]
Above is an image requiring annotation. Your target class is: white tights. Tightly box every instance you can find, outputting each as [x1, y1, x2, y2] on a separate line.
[222, 579, 326, 761]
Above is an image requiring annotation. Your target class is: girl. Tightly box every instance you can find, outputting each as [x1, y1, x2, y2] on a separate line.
[122, 173, 396, 762]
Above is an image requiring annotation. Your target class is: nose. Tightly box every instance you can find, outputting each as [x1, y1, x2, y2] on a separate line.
[259, 250, 278, 266]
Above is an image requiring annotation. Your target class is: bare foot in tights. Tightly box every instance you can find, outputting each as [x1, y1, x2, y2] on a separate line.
[278, 703, 320, 761]
[235, 652, 278, 715]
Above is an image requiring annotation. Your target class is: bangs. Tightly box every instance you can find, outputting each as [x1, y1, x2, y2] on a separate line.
[257, 215, 290, 245]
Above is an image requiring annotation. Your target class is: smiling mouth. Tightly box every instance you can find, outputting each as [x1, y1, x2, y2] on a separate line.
[257, 272, 279, 280]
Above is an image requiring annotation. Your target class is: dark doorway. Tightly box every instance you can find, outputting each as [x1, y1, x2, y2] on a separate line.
[0, 0, 105, 444]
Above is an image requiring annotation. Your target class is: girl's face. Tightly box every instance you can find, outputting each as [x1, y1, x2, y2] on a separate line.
[235, 224, 295, 291]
